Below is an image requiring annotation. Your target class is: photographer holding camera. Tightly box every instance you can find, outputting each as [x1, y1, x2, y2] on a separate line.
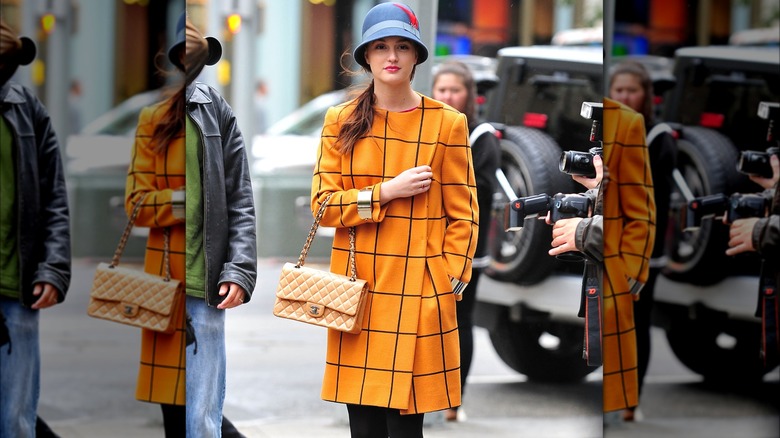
[723, 102, 780, 368]
[725, 147, 779, 367]
[725, 154, 779, 257]
[549, 151, 603, 259]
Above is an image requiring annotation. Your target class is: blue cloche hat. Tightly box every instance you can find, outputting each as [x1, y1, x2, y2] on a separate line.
[353, 2, 429, 70]
[167, 12, 222, 71]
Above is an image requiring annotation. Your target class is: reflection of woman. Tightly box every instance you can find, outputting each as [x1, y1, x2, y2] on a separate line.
[601, 97, 655, 415]
[608, 61, 676, 421]
[311, 3, 478, 436]
[0, 20, 71, 438]
[125, 13, 256, 436]
[432, 61, 500, 422]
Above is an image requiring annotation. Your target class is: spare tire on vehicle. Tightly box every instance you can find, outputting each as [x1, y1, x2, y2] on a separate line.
[663, 126, 745, 285]
[485, 126, 574, 285]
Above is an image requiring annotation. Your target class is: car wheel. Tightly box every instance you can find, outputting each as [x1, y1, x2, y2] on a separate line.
[488, 309, 595, 382]
[485, 126, 573, 285]
[663, 126, 742, 285]
[664, 308, 775, 382]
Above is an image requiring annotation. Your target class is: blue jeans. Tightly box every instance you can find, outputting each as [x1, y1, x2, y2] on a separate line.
[0, 297, 39, 438]
[185, 295, 225, 438]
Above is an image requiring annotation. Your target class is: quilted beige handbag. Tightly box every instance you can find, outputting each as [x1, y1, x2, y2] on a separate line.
[274, 194, 369, 334]
[87, 195, 183, 334]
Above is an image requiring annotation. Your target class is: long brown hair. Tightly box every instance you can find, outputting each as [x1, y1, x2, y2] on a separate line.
[151, 17, 209, 154]
[0, 19, 22, 59]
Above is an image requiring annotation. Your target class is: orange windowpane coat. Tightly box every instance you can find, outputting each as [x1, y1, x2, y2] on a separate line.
[311, 95, 479, 414]
[602, 98, 656, 412]
[125, 102, 186, 406]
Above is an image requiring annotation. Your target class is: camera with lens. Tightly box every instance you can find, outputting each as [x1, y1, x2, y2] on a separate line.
[559, 146, 603, 178]
[504, 193, 592, 231]
[738, 101, 780, 178]
[559, 101, 603, 178]
[738, 146, 779, 179]
[684, 192, 769, 231]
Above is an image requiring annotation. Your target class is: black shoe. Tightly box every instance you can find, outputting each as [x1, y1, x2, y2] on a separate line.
[36, 416, 61, 438]
[222, 416, 246, 438]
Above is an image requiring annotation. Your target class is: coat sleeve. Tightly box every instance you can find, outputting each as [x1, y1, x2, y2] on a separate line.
[124, 105, 183, 228]
[441, 113, 479, 283]
[310, 106, 386, 227]
[216, 94, 257, 298]
[753, 214, 779, 259]
[616, 112, 656, 293]
[575, 214, 603, 262]
[31, 95, 71, 301]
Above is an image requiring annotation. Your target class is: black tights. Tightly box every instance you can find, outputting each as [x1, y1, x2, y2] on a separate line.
[160, 404, 185, 437]
[634, 268, 659, 399]
[160, 404, 246, 438]
[346, 404, 424, 438]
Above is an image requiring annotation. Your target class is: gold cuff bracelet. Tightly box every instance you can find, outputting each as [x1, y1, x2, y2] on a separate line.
[357, 187, 373, 220]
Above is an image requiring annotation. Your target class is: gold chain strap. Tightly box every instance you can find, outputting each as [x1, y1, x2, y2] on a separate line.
[110, 193, 173, 281]
[298, 193, 358, 282]
[162, 227, 171, 281]
[348, 226, 357, 281]
[110, 193, 146, 267]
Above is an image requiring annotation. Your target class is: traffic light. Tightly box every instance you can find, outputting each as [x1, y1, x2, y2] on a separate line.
[40, 13, 55, 35]
[226, 13, 241, 35]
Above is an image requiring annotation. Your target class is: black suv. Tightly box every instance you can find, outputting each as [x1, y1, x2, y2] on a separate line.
[475, 45, 603, 382]
[651, 46, 780, 381]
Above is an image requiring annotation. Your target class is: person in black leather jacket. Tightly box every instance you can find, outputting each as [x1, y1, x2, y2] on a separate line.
[183, 22, 257, 437]
[123, 14, 255, 437]
[0, 21, 71, 437]
[432, 60, 500, 423]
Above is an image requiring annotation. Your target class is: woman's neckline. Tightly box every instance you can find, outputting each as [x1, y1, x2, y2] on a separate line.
[374, 91, 422, 113]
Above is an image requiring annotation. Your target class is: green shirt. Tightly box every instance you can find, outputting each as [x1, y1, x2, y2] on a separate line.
[0, 116, 20, 298]
[185, 116, 206, 298]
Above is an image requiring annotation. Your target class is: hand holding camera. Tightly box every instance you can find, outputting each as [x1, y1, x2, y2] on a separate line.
[738, 102, 779, 187]
[560, 102, 605, 189]
[504, 193, 592, 231]
[684, 192, 769, 231]
[560, 147, 603, 189]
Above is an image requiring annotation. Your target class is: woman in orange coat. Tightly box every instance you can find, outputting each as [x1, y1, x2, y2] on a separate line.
[124, 13, 256, 437]
[601, 97, 656, 413]
[124, 61, 187, 434]
[310, 3, 478, 437]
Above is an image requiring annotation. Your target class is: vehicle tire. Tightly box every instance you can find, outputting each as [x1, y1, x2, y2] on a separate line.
[488, 310, 595, 382]
[663, 126, 742, 285]
[664, 310, 775, 382]
[485, 126, 573, 285]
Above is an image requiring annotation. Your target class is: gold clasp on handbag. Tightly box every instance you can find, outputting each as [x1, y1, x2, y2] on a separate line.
[306, 302, 323, 317]
[122, 303, 139, 317]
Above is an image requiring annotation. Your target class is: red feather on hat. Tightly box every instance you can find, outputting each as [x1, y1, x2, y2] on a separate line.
[393, 3, 419, 30]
